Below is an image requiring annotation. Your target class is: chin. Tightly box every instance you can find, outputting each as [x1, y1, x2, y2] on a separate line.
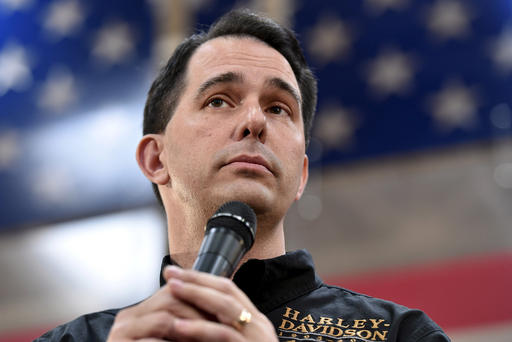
[212, 184, 274, 215]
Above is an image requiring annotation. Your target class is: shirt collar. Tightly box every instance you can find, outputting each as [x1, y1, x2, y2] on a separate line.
[159, 249, 322, 313]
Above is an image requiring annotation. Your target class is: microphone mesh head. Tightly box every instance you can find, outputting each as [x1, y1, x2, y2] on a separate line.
[207, 201, 257, 249]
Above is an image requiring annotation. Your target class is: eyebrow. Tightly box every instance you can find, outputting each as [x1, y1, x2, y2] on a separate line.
[195, 71, 244, 100]
[194, 71, 301, 107]
[265, 77, 301, 106]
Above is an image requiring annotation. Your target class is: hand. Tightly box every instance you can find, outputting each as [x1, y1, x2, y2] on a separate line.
[165, 266, 279, 342]
[107, 265, 278, 341]
[106, 269, 208, 341]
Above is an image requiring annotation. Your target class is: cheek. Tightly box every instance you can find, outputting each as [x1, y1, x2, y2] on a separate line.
[279, 139, 305, 182]
[181, 114, 220, 139]
[289, 135, 306, 180]
[165, 119, 221, 169]
[196, 125, 215, 140]
[167, 115, 217, 150]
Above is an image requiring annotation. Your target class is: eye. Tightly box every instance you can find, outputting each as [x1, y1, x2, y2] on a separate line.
[267, 104, 292, 116]
[207, 98, 228, 108]
[268, 106, 283, 114]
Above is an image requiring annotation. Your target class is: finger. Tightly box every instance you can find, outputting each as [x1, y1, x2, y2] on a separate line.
[166, 266, 254, 308]
[173, 318, 244, 342]
[169, 278, 247, 327]
[133, 283, 207, 320]
[110, 311, 178, 340]
[162, 265, 175, 282]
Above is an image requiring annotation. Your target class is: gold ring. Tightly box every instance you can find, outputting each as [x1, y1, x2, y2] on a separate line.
[233, 308, 252, 330]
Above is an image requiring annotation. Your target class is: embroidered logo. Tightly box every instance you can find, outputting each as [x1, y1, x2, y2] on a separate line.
[278, 306, 390, 341]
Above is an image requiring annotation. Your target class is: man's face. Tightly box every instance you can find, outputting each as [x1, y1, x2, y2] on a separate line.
[160, 36, 308, 219]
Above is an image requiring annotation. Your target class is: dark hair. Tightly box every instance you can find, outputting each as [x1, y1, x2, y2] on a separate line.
[143, 9, 317, 205]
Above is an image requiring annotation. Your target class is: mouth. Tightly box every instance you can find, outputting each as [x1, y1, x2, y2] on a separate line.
[224, 155, 274, 175]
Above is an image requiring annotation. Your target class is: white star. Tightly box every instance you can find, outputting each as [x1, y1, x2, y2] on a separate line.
[490, 27, 512, 74]
[0, 42, 32, 96]
[427, 79, 479, 130]
[92, 22, 136, 66]
[37, 67, 77, 113]
[365, 48, 416, 98]
[314, 105, 359, 149]
[31, 166, 75, 205]
[425, 0, 472, 41]
[0, 0, 33, 12]
[42, 0, 85, 40]
[0, 130, 20, 170]
[490, 103, 511, 130]
[364, 0, 408, 15]
[306, 15, 353, 65]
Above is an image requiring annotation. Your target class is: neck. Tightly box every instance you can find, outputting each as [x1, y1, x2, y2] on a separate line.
[167, 208, 286, 270]
[239, 217, 286, 264]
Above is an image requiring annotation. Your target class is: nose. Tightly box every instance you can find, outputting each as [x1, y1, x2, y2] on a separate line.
[234, 101, 267, 143]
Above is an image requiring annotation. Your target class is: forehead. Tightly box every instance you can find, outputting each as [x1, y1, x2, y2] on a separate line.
[185, 36, 299, 91]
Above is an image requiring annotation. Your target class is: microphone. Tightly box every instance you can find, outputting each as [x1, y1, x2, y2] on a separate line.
[192, 201, 257, 277]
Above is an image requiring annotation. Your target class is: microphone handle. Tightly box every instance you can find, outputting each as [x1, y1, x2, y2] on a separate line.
[193, 227, 246, 277]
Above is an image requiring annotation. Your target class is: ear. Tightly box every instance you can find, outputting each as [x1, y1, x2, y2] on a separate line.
[294, 154, 309, 201]
[136, 134, 170, 185]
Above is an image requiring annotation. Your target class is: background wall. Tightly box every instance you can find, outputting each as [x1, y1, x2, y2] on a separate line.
[0, 0, 511, 340]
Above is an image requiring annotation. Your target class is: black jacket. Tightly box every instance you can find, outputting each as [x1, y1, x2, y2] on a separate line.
[36, 250, 450, 341]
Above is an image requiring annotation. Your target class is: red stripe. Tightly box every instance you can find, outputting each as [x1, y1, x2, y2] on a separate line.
[0, 327, 53, 342]
[1, 251, 511, 340]
[324, 251, 512, 331]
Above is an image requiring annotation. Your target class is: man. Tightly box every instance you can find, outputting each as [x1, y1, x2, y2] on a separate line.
[37, 9, 450, 342]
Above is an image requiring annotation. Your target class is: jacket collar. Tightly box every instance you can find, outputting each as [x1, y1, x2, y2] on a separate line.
[160, 249, 322, 313]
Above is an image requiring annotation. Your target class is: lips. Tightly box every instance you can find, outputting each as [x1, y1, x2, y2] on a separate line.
[224, 155, 274, 174]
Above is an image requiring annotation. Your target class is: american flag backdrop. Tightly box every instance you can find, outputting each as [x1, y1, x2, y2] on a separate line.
[0, 0, 154, 229]
[1, 0, 512, 229]
[0, 0, 512, 341]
